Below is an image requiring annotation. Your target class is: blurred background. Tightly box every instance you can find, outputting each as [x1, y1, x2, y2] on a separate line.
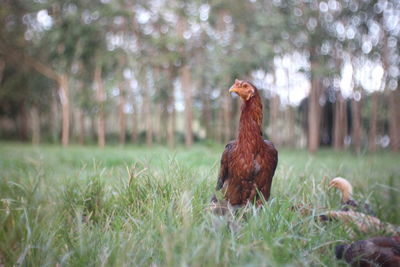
[0, 0, 399, 153]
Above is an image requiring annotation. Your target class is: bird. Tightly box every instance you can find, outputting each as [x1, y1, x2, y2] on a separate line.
[329, 177, 375, 216]
[215, 79, 278, 206]
[318, 210, 400, 235]
[206, 195, 230, 216]
[319, 178, 399, 235]
[205, 195, 243, 233]
[335, 236, 400, 267]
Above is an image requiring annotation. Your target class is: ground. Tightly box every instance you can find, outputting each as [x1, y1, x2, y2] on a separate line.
[0, 143, 399, 266]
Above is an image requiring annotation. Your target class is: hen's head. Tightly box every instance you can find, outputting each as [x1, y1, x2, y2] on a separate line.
[329, 177, 353, 202]
[229, 79, 256, 101]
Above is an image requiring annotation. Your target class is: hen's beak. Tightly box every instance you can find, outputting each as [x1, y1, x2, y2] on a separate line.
[229, 86, 238, 94]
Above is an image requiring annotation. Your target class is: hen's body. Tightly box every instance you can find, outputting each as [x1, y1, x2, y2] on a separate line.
[335, 236, 400, 267]
[216, 80, 278, 206]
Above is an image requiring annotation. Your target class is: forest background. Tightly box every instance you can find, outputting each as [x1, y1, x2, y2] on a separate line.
[1, 0, 400, 154]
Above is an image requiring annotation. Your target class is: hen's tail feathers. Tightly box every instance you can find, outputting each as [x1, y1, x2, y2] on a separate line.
[335, 244, 350, 260]
[216, 179, 223, 190]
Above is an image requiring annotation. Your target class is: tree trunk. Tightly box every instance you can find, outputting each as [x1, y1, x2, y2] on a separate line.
[269, 69, 280, 145]
[222, 85, 232, 144]
[350, 53, 363, 153]
[343, 98, 348, 147]
[50, 90, 60, 143]
[131, 98, 138, 144]
[351, 96, 362, 153]
[285, 67, 295, 147]
[176, 15, 194, 147]
[270, 94, 280, 145]
[142, 83, 153, 146]
[308, 52, 322, 153]
[380, 18, 400, 152]
[389, 87, 400, 152]
[74, 81, 85, 145]
[380, 18, 394, 151]
[17, 103, 29, 141]
[118, 54, 126, 145]
[0, 58, 5, 84]
[381, 27, 400, 152]
[30, 105, 40, 145]
[90, 116, 97, 143]
[217, 95, 224, 143]
[167, 96, 176, 148]
[118, 81, 126, 145]
[332, 46, 345, 150]
[180, 65, 193, 147]
[59, 74, 70, 147]
[200, 85, 212, 140]
[78, 108, 85, 145]
[160, 92, 169, 144]
[94, 64, 106, 148]
[368, 92, 378, 152]
[167, 88, 175, 148]
[155, 101, 162, 144]
[333, 92, 346, 150]
[153, 67, 163, 144]
[286, 106, 295, 147]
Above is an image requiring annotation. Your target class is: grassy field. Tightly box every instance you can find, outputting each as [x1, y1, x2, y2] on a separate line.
[0, 143, 399, 266]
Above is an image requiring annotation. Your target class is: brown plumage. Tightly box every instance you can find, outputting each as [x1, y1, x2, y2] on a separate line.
[335, 236, 400, 267]
[215, 79, 278, 206]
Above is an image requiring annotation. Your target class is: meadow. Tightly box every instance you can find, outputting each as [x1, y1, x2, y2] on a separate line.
[0, 143, 399, 266]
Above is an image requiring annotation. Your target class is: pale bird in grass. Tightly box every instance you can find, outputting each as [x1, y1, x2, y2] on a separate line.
[329, 177, 375, 216]
[329, 177, 353, 203]
[320, 210, 400, 235]
[321, 177, 400, 236]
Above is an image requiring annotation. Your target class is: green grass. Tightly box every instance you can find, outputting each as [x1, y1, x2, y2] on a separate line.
[0, 142, 399, 266]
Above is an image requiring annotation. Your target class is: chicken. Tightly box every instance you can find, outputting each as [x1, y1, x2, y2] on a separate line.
[215, 79, 278, 206]
[329, 177, 375, 216]
[318, 210, 400, 235]
[205, 195, 242, 233]
[335, 236, 400, 267]
[207, 195, 230, 216]
[318, 178, 399, 235]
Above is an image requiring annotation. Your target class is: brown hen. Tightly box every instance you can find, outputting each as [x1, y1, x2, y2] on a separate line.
[215, 79, 278, 206]
[335, 236, 400, 267]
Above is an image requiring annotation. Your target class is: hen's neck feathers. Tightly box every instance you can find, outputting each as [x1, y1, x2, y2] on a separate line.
[237, 91, 263, 149]
[337, 181, 353, 203]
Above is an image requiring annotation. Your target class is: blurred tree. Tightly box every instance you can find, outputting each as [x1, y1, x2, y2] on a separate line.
[94, 60, 106, 147]
[274, 0, 332, 152]
[175, 3, 194, 147]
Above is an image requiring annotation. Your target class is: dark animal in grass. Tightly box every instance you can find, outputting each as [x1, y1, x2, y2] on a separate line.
[335, 236, 400, 267]
[215, 79, 278, 206]
[329, 177, 375, 216]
